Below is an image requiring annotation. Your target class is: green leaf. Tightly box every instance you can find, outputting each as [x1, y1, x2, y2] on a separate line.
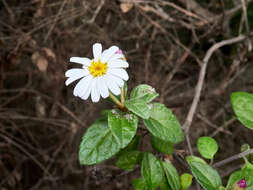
[125, 98, 150, 119]
[180, 173, 193, 190]
[130, 84, 158, 103]
[79, 121, 120, 165]
[132, 178, 147, 190]
[231, 91, 253, 130]
[160, 174, 172, 190]
[186, 155, 207, 164]
[243, 161, 253, 170]
[141, 152, 163, 190]
[143, 103, 184, 144]
[151, 135, 174, 155]
[108, 109, 138, 148]
[116, 150, 142, 171]
[187, 156, 222, 190]
[162, 161, 181, 190]
[226, 170, 243, 190]
[118, 135, 141, 155]
[161, 161, 181, 190]
[219, 186, 226, 190]
[197, 136, 218, 159]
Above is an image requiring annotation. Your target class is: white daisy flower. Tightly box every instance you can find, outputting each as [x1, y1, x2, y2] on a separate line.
[65, 43, 129, 103]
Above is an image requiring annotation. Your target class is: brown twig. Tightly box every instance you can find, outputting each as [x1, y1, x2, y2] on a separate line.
[44, 0, 68, 42]
[213, 149, 253, 168]
[183, 34, 252, 155]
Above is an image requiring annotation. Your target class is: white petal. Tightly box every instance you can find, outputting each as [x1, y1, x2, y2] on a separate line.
[70, 57, 91, 66]
[65, 68, 89, 78]
[93, 43, 102, 61]
[101, 46, 119, 63]
[97, 77, 109, 98]
[66, 76, 82, 86]
[108, 59, 129, 68]
[104, 74, 121, 95]
[81, 83, 92, 100]
[109, 53, 124, 61]
[91, 79, 100, 102]
[107, 74, 124, 87]
[107, 68, 129, 81]
[73, 75, 93, 97]
[65, 69, 89, 86]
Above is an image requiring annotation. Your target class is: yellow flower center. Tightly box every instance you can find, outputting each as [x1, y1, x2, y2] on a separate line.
[88, 59, 108, 77]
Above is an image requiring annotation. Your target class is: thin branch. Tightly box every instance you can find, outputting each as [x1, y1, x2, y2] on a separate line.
[241, 0, 250, 33]
[183, 33, 252, 154]
[213, 149, 253, 168]
[44, 0, 68, 42]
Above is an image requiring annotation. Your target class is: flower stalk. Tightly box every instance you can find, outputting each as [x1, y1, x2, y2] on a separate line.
[109, 92, 125, 110]
[120, 87, 125, 105]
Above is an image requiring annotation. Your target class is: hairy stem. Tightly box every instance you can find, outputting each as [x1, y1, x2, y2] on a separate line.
[109, 92, 125, 110]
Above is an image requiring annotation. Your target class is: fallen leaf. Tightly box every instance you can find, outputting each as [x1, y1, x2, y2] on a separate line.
[31, 51, 48, 72]
[42, 47, 56, 61]
[120, 3, 133, 13]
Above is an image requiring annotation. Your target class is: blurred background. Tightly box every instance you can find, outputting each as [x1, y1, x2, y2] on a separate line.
[1, 0, 253, 189]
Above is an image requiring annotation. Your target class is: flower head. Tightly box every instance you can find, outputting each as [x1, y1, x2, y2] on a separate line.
[237, 179, 247, 188]
[65, 43, 129, 102]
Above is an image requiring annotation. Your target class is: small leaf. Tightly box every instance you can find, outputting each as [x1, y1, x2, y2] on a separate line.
[231, 92, 253, 130]
[226, 170, 244, 190]
[186, 155, 207, 164]
[116, 150, 142, 171]
[180, 173, 193, 190]
[79, 121, 120, 165]
[187, 156, 222, 190]
[143, 103, 184, 144]
[160, 174, 172, 190]
[132, 178, 147, 190]
[151, 135, 174, 155]
[125, 98, 150, 119]
[197, 136, 218, 159]
[241, 144, 250, 152]
[219, 186, 226, 190]
[141, 152, 163, 190]
[161, 161, 181, 190]
[108, 109, 138, 148]
[130, 84, 158, 103]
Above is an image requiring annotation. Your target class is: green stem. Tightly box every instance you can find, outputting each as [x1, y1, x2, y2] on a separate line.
[109, 92, 124, 109]
[120, 87, 125, 105]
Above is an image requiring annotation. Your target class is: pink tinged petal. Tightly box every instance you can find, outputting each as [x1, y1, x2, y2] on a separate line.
[97, 77, 109, 98]
[108, 59, 129, 68]
[101, 46, 119, 63]
[116, 49, 123, 54]
[104, 75, 121, 95]
[70, 57, 91, 66]
[73, 75, 93, 97]
[107, 74, 124, 87]
[108, 68, 129, 81]
[93, 43, 102, 61]
[91, 78, 100, 102]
